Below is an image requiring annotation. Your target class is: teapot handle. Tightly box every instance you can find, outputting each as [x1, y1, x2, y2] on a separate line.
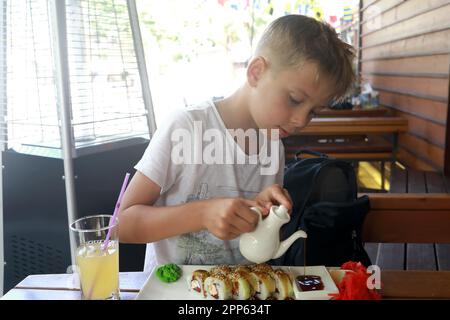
[250, 206, 263, 224]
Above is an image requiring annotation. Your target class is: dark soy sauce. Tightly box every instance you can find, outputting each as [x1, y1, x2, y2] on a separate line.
[297, 238, 324, 292]
[296, 275, 324, 291]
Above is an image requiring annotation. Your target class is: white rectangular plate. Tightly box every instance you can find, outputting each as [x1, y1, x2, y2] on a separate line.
[135, 265, 339, 300]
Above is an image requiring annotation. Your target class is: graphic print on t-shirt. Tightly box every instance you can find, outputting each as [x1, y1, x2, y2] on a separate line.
[176, 182, 257, 265]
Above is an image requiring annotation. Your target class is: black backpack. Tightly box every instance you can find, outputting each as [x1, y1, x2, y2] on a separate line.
[271, 150, 372, 267]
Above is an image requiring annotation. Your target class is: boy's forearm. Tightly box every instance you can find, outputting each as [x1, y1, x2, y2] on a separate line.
[118, 201, 206, 243]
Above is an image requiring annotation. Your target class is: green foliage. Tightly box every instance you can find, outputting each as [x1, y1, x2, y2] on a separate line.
[135, 0, 325, 72]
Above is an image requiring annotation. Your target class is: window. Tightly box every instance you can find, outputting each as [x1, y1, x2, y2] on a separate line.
[2, 0, 153, 158]
[66, 0, 151, 153]
[0, 0, 6, 152]
[4, 0, 60, 155]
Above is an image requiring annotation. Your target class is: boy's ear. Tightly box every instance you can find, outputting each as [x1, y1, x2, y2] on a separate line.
[247, 56, 268, 87]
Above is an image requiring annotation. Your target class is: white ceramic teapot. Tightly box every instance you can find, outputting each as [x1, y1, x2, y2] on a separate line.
[239, 205, 307, 264]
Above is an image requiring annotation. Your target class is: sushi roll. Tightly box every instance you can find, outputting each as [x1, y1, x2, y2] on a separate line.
[249, 271, 276, 300]
[234, 265, 252, 274]
[229, 271, 253, 300]
[204, 273, 233, 300]
[251, 263, 274, 274]
[209, 265, 233, 276]
[187, 269, 210, 298]
[272, 269, 294, 300]
[233, 267, 258, 294]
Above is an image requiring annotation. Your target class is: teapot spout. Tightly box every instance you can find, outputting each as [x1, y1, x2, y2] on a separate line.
[273, 230, 308, 259]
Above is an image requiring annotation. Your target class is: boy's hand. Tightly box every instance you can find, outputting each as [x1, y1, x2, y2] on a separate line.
[254, 184, 293, 215]
[201, 198, 265, 240]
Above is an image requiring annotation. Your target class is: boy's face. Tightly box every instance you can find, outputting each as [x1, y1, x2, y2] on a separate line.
[248, 59, 334, 139]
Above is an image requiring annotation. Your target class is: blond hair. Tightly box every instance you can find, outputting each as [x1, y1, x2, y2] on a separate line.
[255, 15, 356, 102]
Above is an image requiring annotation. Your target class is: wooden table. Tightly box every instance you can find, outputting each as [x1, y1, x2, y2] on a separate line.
[316, 106, 391, 118]
[2, 270, 450, 300]
[299, 117, 407, 136]
[285, 116, 408, 189]
[381, 270, 450, 299]
[1, 272, 149, 300]
[298, 116, 408, 161]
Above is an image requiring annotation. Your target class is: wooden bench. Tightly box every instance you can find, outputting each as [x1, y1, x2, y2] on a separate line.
[299, 117, 408, 136]
[363, 178, 450, 271]
[315, 106, 391, 118]
[284, 135, 392, 159]
[284, 116, 408, 189]
[283, 135, 394, 189]
[284, 135, 393, 161]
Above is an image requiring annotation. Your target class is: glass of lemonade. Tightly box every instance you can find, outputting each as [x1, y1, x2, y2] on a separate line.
[70, 214, 119, 300]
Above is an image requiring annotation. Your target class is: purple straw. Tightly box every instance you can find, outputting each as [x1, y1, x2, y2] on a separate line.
[102, 172, 130, 251]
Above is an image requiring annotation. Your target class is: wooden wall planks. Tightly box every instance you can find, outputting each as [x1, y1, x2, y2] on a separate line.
[359, 0, 450, 171]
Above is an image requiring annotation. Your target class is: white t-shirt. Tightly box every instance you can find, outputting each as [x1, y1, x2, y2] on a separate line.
[135, 100, 285, 271]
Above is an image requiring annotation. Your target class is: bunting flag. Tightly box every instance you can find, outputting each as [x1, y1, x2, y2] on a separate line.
[343, 5, 353, 23]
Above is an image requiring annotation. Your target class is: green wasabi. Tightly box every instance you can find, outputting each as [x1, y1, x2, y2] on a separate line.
[156, 263, 182, 283]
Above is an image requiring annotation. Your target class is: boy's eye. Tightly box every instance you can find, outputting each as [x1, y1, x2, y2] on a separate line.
[289, 96, 302, 106]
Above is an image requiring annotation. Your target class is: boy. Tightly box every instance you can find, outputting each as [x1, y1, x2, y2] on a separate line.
[119, 14, 355, 271]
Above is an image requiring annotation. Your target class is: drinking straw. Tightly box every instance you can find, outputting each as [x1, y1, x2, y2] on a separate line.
[85, 173, 130, 299]
[101, 172, 130, 251]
